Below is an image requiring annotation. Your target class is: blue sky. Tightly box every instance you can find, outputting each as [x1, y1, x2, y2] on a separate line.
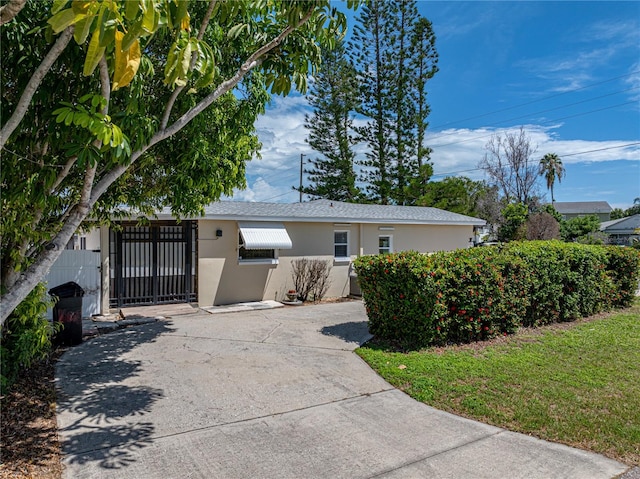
[232, 1, 640, 210]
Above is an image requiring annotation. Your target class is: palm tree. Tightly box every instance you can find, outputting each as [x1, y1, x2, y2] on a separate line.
[539, 153, 565, 203]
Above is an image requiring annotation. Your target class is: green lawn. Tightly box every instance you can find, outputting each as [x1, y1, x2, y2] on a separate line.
[357, 301, 640, 465]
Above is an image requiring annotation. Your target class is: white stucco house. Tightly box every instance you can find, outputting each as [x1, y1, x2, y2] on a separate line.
[48, 200, 486, 315]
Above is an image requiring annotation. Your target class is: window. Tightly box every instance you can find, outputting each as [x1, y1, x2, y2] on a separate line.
[238, 233, 276, 261]
[379, 235, 393, 255]
[239, 247, 276, 260]
[334, 231, 349, 259]
[237, 222, 292, 264]
[65, 234, 87, 250]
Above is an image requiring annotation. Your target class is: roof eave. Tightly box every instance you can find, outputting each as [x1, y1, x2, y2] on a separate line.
[188, 214, 485, 226]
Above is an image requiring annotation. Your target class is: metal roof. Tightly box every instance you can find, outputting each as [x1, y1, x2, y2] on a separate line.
[600, 214, 640, 234]
[238, 222, 293, 249]
[157, 199, 486, 226]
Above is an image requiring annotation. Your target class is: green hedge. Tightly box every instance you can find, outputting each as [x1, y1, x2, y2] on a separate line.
[354, 242, 640, 349]
[1, 283, 55, 394]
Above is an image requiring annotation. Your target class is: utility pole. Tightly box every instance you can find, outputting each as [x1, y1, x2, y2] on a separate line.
[299, 153, 306, 203]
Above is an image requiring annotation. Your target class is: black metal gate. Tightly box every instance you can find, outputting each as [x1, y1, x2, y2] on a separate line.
[109, 221, 197, 308]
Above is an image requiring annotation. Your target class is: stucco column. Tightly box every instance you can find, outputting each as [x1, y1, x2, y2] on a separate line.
[99, 227, 110, 314]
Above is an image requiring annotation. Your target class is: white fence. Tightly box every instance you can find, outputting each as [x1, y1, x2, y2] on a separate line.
[44, 250, 101, 319]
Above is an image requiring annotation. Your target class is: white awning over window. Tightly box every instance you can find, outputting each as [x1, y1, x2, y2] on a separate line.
[238, 222, 292, 249]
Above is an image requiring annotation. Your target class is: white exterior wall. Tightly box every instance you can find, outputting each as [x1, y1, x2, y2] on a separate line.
[44, 250, 102, 319]
[44, 227, 105, 318]
[197, 220, 476, 306]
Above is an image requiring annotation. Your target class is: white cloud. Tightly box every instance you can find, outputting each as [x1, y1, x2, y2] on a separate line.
[226, 96, 639, 204]
[428, 124, 639, 172]
[625, 62, 640, 101]
[519, 18, 639, 93]
[230, 176, 295, 203]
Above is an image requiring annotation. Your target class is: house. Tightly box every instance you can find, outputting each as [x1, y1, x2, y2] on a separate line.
[96, 199, 484, 311]
[553, 201, 612, 222]
[600, 214, 640, 246]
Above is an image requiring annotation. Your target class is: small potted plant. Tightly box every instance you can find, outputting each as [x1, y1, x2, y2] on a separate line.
[286, 290, 298, 302]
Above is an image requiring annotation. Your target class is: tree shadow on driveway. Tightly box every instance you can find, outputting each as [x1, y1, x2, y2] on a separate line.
[56, 321, 174, 471]
[319, 321, 372, 346]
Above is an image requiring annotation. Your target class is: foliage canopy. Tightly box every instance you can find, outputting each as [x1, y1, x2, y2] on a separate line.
[0, 0, 358, 325]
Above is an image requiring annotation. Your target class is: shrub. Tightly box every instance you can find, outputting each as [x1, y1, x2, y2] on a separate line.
[561, 214, 600, 242]
[354, 249, 529, 348]
[355, 251, 437, 348]
[1, 283, 55, 394]
[428, 248, 526, 345]
[291, 258, 332, 302]
[354, 241, 640, 349]
[525, 212, 560, 240]
[605, 246, 640, 307]
[502, 241, 614, 325]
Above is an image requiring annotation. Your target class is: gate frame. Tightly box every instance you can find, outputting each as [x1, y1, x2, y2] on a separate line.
[109, 221, 198, 308]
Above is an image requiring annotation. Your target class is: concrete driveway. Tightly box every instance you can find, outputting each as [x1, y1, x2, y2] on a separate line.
[56, 301, 627, 479]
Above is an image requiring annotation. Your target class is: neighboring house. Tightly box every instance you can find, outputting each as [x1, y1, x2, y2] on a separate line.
[96, 199, 485, 311]
[600, 214, 640, 246]
[553, 201, 612, 222]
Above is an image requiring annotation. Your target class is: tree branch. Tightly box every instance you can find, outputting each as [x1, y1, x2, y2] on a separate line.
[0, 26, 74, 149]
[90, 9, 313, 207]
[160, 0, 217, 130]
[50, 156, 78, 193]
[0, 0, 26, 26]
[99, 55, 110, 111]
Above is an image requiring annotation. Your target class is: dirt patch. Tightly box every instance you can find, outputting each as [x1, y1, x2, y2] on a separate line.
[0, 352, 64, 479]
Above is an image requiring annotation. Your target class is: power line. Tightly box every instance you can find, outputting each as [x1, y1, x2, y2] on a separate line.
[428, 70, 640, 131]
[259, 98, 637, 180]
[426, 86, 640, 144]
[429, 100, 639, 149]
[430, 142, 640, 178]
[249, 73, 640, 203]
[561, 142, 640, 158]
[256, 188, 298, 202]
[251, 141, 640, 201]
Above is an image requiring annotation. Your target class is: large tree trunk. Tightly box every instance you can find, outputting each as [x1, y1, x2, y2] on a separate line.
[0, 207, 88, 323]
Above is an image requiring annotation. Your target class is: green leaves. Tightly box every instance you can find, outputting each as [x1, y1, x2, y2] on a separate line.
[164, 32, 215, 89]
[1, 283, 54, 394]
[141, 0, 158, 33]
[2, 0, 362, 324]
[48, 7, 85, 33]
[355, 242, 639, 349]
[52, 95, 131, 163]
[83, 27, 105, 76]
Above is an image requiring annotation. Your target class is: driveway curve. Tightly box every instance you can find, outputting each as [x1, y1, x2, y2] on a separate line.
[56, 301, 627, 478]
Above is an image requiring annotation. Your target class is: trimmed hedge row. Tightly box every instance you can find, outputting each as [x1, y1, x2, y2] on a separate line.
[353, 241, 640, 349]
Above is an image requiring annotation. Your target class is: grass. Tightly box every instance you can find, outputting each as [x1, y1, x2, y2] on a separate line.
[356, 301, 640, 465]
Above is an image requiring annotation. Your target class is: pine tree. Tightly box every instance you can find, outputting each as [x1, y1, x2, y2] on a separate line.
[350, 0, 438, 205]
[350, 0, 396, 204]
[388, 0, 419, 205]
[410, 18, 439, 170]
[301, 40, 360, 202]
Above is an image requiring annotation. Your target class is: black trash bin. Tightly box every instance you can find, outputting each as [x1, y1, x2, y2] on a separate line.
[49, 281, 84, 346]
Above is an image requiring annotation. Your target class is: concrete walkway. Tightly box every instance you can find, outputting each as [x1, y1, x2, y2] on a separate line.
[56, 301, 628, 479]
